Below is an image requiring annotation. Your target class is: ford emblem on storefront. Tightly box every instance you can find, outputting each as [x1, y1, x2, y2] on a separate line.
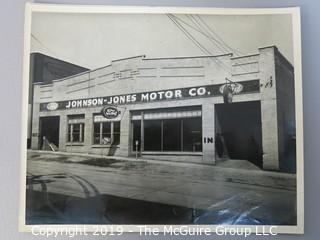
[46, 102, 59, 111]
[101, 106, 120, 119]
[219, 82, 243, 95]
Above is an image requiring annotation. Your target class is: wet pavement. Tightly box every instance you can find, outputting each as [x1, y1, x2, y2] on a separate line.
[26, 151, 297, 225]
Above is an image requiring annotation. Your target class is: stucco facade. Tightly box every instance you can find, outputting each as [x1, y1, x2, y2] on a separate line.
[30, 46, 295, 172]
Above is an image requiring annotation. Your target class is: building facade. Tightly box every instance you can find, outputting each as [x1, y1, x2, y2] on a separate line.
[28, 53, 89, 148]
[30, 46, 296, 172]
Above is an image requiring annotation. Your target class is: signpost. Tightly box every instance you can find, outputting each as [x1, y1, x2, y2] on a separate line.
[135, 140, 139, 160]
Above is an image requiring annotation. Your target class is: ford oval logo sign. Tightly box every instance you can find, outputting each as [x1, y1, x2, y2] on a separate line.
[219, 83, 243, 95]
[101, 106, 120, 119]
[46, 102, 59, 111]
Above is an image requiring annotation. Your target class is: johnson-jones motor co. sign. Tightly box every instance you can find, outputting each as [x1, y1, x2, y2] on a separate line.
[40, 80, 259, 111]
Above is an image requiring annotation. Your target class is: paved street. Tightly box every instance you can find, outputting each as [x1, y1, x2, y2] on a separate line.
[26, 151, 297, 225]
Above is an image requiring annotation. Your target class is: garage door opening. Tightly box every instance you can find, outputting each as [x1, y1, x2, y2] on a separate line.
[39, 116, 60, 150]
[215, 101, 263, 168]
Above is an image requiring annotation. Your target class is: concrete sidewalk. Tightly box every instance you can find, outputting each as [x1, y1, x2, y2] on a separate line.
[27, 150, 296, 191]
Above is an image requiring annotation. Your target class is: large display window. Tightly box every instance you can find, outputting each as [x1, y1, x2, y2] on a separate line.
[144, 120, 162, 151]
[132, 107, 202, 152]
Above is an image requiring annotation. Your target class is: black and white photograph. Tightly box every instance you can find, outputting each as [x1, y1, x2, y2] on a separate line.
[19, 4, 303, 234]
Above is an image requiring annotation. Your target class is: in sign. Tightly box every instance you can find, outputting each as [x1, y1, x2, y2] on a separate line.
[204, 137, 214, 144]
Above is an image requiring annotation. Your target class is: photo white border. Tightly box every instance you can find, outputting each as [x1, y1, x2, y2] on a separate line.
[19, 3, 304, 234]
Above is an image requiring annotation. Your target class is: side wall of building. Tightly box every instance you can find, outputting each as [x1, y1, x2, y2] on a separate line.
[275, 49, 296, 173]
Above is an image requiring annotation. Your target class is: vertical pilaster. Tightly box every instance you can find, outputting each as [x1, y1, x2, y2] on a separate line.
[84, 112, 93, 151]
[117, 109, 130, 157]
[70, 124, 74, 142]
[259, 46, 279, 171]
[58, 114, 67, 151]
[111, 122, 114, 143]
[79, 124, 83, 142]
[140, 111, 144, 153]
[99, 122, 103, 144]
[31, 103, 40, 150]
[202, 103, 215, 165]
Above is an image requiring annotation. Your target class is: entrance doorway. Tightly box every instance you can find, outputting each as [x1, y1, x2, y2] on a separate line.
[39, 116, 60, 150]
[215, 101, 263, 168]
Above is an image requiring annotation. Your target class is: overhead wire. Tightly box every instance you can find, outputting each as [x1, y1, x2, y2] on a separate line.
[169, 15, 232, 54]
[194, 14, 250, 69]
[167, 14, 209, 56]
[167, 14, 232, 74]
[196, 15, 245, 56]
[186, 14, 231, 54]
[175, 14, 248, 72]
[31, 33, 90, 69]
[31, 34, 59, 57]
[196, 15, 248, 69]
[33, 15, 250, 88]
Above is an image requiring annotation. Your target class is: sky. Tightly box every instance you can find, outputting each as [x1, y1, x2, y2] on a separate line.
[31, 12, 294, 70]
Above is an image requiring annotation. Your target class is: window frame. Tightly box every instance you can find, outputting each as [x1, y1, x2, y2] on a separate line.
[132, 116, 202, 153]
[93, 119, 121, 146]
[67, 115, 85, 143]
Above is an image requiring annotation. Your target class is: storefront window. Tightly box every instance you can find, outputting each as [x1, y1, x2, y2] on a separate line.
[144, 120, 162, 151]
[67, 115, 85, 143]
[93, 117, 121, 145]
[183, 118, 202, 152]
[93, 122, 101, 144]
[102, 122, 112, 144]
[132, 108, 202, 152]
[163, 119, 181, 151]
[113, 122, 121, 145]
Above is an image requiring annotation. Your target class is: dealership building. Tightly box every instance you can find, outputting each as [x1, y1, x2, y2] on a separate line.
[30, 46, 296, 172]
